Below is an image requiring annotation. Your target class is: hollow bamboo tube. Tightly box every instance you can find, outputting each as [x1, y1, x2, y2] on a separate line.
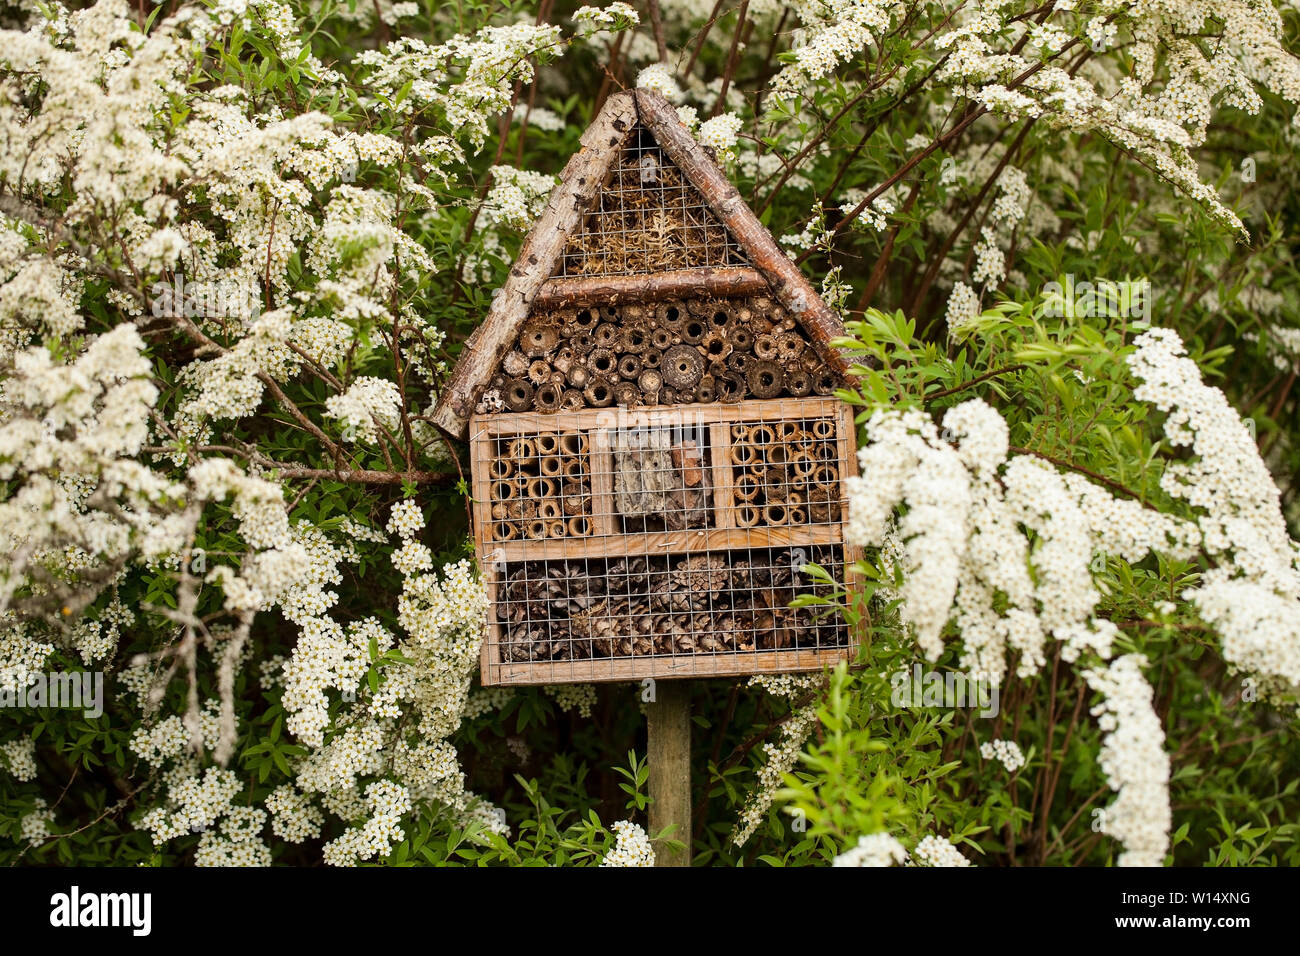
[814, 442, 837, 462]
[788, 506, 808, 524]
[731, 424, 747, 442]
[789, 451, 815, 477]
[813, 464, 838, 487]
[735, 506, 760, 528]
[567, 516, 591, 536]
[525, 519, 547, 540]
[491, 480, 515, 501]
[812, 419, 836, 440]
[507, 437, 536, 461]
[559, 432, 588, 456]
[494, 522, 518, 541]
[562, 457, 585, 479]
[767, 443, 789, 466]
[491, 503, 508, 520]
[536, 432, 559, 456]
[538, 500, 561, 520]
[778, 422, 799, 441]
[548, 520, 566, 538]
[750, 424, 775, 448]
[763, 503, 788, 526]
[525, 477, 557, 499]
[790, 474, 809, 493]
[489, 458, 515, 480]
[730, 442, 757, 466]
[539, 455, 563, 477]
[733, 473, 762, 502]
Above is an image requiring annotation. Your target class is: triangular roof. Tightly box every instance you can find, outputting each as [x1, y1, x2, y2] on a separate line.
[432, 88, 853, 439]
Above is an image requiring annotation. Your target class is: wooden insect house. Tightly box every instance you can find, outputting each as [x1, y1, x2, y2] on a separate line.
[433, 89, 860, 686]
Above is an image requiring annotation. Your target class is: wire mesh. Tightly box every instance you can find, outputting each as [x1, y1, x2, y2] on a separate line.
[728, 418, 842, 529]
[555, 125, 749, 278]
[472, 400, 855, 680]
[495, 546, 848, 664]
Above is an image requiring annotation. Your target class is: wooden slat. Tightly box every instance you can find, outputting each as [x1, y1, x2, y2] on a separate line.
[588, 427, 618, 537]
[492, 647, 852, 685]
[469, 419, 504, 684]
[489, 523, 842, 562]
[708, 421, 736, 531]
[533, 267, 769, 309]
[477, 397, 845, 436]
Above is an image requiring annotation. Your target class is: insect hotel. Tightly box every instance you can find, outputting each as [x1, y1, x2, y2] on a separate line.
[433, 89, 861, 687]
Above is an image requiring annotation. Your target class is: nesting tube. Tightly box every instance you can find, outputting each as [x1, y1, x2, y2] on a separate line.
[656, 301, 685, 329]
[494, 522, 518, 541]
[814, 442, 837, 463]
[507, 437, 536, 462]
[562, 457, 585, 479]
[491, 503, 508, 520]
[547, 520, 566, 538]
[559, 432, 588, 456]
[491, 480, 515, 502]
[584, 377, 614, 407]
[730, 442, 757, 466]
[763, 503, 789, 526]
[734, 473, 762, 502]
[503, 378, 534, 411]
[680, 317, 706, 344]
[539, 455, 563, 478]
[489, 458, 515, 480]
[767, 444, 789, 466]
[785, 369, 813, 397]
[525, 519, 547, 540]
[505, 497, 536, 520]
[813, 464, 838, 487]
[540, 477, 561, 498]
[751, 424, 775, 448]
[535, 432, 559, 456]
[567, 516, 591, 537]
[562, 483, 587, 514]
[788, 506, 808, 524]
[789, 451, 816, 478]
[735, 506, 760, 528]
[812, 419, 836, 440]
[538, 500, 561, 521]
[533, 383, 562, 413]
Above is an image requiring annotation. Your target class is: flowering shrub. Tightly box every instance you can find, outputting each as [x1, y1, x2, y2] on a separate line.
[1, 0, 1298, 867]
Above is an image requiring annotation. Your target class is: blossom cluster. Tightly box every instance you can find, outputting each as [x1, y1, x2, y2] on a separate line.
[839, 325, 1300, 864]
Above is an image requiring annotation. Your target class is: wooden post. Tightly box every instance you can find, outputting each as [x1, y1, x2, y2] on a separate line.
[647, 679, 692, 866]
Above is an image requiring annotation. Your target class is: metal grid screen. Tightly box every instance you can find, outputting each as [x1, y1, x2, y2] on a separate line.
[555, 125, 749, 278]
[471, 398, 858, 684]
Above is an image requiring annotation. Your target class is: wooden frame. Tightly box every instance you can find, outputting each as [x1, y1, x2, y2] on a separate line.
[472, 397, 860, 685]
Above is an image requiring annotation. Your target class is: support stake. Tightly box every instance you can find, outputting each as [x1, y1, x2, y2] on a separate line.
[647, 679, 692, 867]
